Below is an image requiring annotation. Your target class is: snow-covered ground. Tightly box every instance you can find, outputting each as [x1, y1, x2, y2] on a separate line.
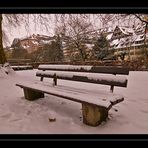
[0, 68, 148, 134]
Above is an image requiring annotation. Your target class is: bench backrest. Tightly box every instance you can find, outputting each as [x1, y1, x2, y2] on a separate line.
[38, 65, 129, 75]
[11, 66, 33, 71]
[37, 64, 129, 92]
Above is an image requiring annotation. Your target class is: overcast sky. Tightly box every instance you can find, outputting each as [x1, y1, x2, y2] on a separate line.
[3, 21, 55, 47]
[3, 14, 55, 47]
[2, 14, 141, 47]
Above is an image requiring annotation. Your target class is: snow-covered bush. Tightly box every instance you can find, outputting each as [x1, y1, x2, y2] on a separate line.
[0, 63, 15, 76]
[0, 66, 7, 78]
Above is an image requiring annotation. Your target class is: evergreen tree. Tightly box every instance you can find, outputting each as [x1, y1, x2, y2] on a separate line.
[93, 33, 109, 60]
[31, 35, 64, 62]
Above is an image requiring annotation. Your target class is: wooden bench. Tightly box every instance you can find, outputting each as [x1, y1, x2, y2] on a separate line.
[8, 59, 33, 71]
[8, 59, 32, 66]
[37, 65, 129, 92]
[16, 65, 129, 126]
[11, 66, 33, 71]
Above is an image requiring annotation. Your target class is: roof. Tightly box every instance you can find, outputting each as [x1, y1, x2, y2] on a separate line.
[109, 24, 147, 49]
[106, 33, 113, 40]
[119, 26, 134, 35]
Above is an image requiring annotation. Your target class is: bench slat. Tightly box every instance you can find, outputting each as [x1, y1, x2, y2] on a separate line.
[16, 81, 124, 110]
[36, 71, 128, 87]
[38, 65, 129, 75]
[12, 66, 33, 71]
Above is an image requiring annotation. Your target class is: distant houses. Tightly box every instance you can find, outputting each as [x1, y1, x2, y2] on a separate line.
[107, 24, 148, 60]
[11, 34, 56, 54]
[5, 23, 148, 61]
[62, 23, 148, 61]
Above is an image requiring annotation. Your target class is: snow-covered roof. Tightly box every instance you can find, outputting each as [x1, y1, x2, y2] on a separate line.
[110, 39, 120, 46]
[106, 33, 113, 40]
[40, 40, 53, 44]
[135, 34, 145, 42]
[85, 43, 94, 49]
[110, 25, 147, 49]
[22, 45, 30, 49]
[135, 23, 146, 33]
[146, 33, 148, 39]
[32, 40, 39, 45]
[119, 26, 134, 35]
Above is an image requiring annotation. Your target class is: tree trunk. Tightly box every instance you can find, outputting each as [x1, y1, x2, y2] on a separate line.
[0, 14, 7, 64]
[143, 23, 148, 68]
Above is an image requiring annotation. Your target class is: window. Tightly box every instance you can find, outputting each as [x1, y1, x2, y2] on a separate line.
[140, 35, 144, 39]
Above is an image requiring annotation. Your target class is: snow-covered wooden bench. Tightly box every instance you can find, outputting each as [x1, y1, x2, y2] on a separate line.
[16, 81, 124, 126]
[12, 66, 33, 71]
[16, 65, 129, 126]
[37, 65, 129, 92]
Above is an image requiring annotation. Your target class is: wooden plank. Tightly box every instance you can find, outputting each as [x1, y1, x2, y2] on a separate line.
[90, 66, 129, 75]
[38, 65, 129, 75]
[36, 73, 128, 87]
[16, 82, 124, 110]
[12, 66, 33, 71]
[16, 82, 124, 126]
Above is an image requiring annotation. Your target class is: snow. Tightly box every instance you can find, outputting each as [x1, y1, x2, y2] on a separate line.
[119, 26, 134, 35]
[135, 34, 145, 42]
[0, 69, 148, 133]
[85, 43, 94, 49]
[32, 40, 39, 45]
[40, 40, 52, 44]
[12, 66, 32, 68]
[110, 32, 146, 49]
[111, 39, 120, 46]
[106, 33, 113, 40]
[109, 24, 147, 50]
[0, 66, 7, 78]
[39, 65, 92, 71]
[36, 70, 127, 83]
[16, 81, 120, 109]
[22, 45, 30, 48]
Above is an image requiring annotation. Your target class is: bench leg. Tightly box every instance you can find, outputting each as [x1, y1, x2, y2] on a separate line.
[40, 76, 44, 81]
[82, 103, 108, 126]
[23, 88, 44, 101]
[110, 85, 114, 92]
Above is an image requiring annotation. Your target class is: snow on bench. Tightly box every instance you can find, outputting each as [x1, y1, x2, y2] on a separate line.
[38, 64, 129, 75]
[36, 70, 128, 88]
[16, 65, 129, 126]
[16, 81, 124, 126]
[12, 66, 33, 71]
[37, 65, 129, 92]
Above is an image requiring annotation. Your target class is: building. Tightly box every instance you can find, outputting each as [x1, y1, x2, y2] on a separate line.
[11, 34, 56, 54]
[108, 23, 148, 60]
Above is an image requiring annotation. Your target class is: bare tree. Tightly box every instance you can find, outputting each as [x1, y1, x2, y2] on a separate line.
[0, 14, 6, 64]
[0, 14, 52, 64]
[55, 14, 94, 62]
[1, 13, 147, 64]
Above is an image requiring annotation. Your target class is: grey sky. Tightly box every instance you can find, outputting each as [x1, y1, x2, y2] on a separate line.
[3, 17, 55, 47]
[2, 14, 141, 47]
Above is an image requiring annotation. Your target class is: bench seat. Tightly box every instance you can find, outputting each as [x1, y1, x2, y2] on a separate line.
[16, 64, 129, 126]
[16, 81, 124, 126]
